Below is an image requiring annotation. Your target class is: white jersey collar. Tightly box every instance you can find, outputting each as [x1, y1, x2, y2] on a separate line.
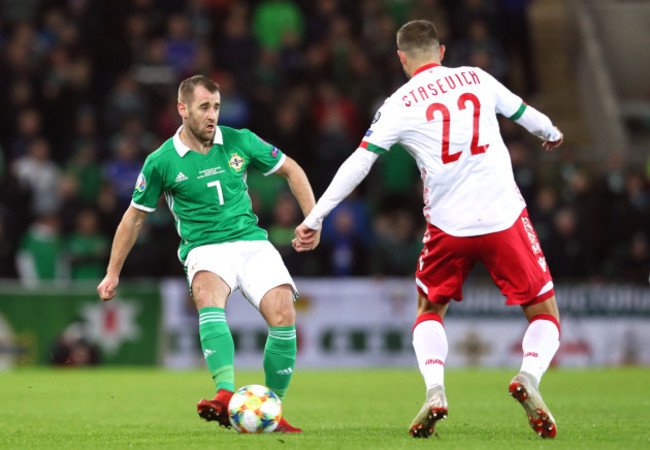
[173, 125, 224, 157]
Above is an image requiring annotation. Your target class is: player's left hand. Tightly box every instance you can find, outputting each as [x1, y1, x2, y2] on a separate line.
[293, 223, 321, 252]
[542, 127, 563, 152]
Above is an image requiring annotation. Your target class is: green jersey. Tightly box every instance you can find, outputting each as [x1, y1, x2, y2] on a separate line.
[131, 126, 286, 264]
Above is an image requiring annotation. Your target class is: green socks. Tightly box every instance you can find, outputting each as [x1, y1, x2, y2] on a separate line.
[263, 326, 297, 401]
[199, 307, 235, 392]
[199, 308, 296, 399]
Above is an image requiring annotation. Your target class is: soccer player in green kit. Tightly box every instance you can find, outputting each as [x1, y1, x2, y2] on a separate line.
[97, 75, 319, 433]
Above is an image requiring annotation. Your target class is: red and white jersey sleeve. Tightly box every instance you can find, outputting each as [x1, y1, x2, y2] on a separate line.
[362, 64, 531, 236]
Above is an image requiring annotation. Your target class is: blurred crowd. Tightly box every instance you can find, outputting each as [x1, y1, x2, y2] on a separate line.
[0, 0, 648, 285]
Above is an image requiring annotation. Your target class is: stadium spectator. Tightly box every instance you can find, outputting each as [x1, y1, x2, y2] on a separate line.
[50, 320, 101, 366]
[450, 17, 507, 82]
[216, 11, 258, 89]
[16, 213, 66, 284]
[294, 20, 564, 439]
[252, 0, 304, 51]
[8, 107, 42, 158]
[319, 202, 371, 276]
[370, 208, 423, 276]
[103, 73, 150, 133]
[268, 192, 303, 273]
[102, 136, 144, 208]
[12, 137, 61, 215]
[66, 208, 109, 280]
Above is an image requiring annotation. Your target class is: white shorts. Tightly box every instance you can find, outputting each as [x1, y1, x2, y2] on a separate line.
[185, 240, 298, 309]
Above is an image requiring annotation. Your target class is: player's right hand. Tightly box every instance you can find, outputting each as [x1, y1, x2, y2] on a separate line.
[97, 274, 119, 302]
[293, 223, 321, 252]
[542, 127, 564, 152]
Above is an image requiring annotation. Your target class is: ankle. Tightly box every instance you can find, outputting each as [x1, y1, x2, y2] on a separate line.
[426, 385, 445, 400]
[520, 371, 540, 389]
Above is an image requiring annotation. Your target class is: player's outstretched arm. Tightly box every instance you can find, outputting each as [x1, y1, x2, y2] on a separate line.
[511, 103, 564, 152]
[273, 156, 321, 251]
[293, 148, 379, 252]
[97, 206, 148, 301]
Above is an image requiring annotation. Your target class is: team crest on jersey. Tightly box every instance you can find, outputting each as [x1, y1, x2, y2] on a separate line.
[229, 153, 245, 171]
[372, 111, 381, 124]
[135, 173, 146, 192]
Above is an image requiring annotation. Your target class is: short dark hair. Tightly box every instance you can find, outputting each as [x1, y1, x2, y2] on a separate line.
[178, 75, 220, 104]
[396, 20, 440, 56]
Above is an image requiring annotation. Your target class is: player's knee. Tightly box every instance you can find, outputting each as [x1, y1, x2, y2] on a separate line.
[417, 293, 448, 317]
[261, 286, 295, 327]
[191, 271, 229, 309]
[191, 286, 213, 309]
[522, 295, 560, 321]
[270, 305, 295, 327]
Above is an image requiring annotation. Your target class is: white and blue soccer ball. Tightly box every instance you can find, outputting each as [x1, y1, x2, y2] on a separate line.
[228, 384, 282, 433]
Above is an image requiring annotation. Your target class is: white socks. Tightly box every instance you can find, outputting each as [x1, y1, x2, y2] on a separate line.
[412, 315, 448, 391]
[519, 316, 560, 387]
[413, 314, 560, 392]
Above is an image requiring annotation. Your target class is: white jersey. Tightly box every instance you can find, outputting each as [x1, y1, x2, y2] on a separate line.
[303, 63, 561, 237]
[365, 63, 536, 236]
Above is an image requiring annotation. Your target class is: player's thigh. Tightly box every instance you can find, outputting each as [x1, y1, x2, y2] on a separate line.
[481, 211, 554, 305]
[239, 241, 298, 310]
[259, 285, 296, 327]
[521, 295, 560, 321]
[416, 223, 477, 304]
[191, 270, 231, 309]
[417, 292, 450, 318]
[185, 243, 238, 308]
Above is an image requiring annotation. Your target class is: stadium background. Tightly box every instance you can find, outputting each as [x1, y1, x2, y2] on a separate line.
[0, 0, 648, 370]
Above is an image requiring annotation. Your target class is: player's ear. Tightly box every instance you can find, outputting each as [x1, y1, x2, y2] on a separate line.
[438, 45, 446, 63]
[177, 101, 187, 119]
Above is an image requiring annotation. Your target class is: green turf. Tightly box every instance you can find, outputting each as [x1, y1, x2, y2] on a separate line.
[0, 367, 648, 449]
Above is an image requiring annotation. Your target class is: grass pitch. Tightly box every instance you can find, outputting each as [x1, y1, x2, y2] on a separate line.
[0, 367, 648, 449]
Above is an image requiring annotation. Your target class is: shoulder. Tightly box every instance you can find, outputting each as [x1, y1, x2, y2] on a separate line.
[143, 138, 175, 166]
[219, 125, 256, 142]
[454, 66, 494, 84]
[220, 126, 272, 151]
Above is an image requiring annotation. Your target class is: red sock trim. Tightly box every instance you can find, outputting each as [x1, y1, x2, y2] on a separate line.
[413, 313, 444, 332]
[529, 313, 561, 339]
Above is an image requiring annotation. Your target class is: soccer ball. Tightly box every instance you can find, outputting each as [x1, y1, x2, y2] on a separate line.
[228, 384, 282, 433]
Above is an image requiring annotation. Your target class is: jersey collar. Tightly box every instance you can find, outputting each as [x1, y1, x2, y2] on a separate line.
[412, 63, 441, 77]
[173, 125, 224, 157]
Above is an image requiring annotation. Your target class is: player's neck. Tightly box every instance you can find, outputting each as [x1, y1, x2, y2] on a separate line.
[179, 125, 213, 154]
[407, 59, 439, 78]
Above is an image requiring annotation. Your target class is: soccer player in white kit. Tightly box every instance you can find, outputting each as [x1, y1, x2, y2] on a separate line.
[294, 20, 563, 439]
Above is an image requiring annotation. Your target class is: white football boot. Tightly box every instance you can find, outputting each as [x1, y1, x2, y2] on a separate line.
[409, 385, 448, 438]
[509, 371, 557, 438]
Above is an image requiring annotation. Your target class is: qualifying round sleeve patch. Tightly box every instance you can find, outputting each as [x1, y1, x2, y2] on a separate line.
[135, 172, 147, 192]
[372, 110, 381, 124]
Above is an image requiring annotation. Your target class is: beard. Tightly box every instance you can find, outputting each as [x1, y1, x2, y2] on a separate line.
[185, 115, 216, 144]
